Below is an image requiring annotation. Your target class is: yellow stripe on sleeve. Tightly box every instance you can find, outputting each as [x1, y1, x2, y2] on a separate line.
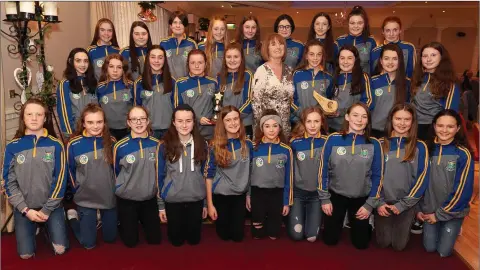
[444, 147, 471, 211]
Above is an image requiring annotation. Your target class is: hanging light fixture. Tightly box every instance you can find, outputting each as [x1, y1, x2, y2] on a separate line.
[333, 1, 348, 26]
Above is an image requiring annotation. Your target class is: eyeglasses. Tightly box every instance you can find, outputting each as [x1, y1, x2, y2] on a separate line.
[278, 25, 291, 30]
[128, 117, 148, 123]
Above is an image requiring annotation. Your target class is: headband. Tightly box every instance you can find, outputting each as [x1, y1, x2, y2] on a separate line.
[260, 115, 282, 131]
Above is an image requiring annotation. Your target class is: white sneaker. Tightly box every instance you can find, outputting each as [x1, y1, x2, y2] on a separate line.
[36, 226, 40, 236]
[67, 209, 79, 221]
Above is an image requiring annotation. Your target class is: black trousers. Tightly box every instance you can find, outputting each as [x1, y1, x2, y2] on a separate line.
[110, 128, 129, 141]
[213, 193, 247, 242]
[322, 190, 372, 249]
[250, 187, 284, 239]
[417, 124, 432, 141]
[165, 200, 203, 247]
[117, 196, 161, 248]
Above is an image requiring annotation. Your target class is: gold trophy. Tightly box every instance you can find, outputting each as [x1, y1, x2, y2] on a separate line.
[210, 92, 224, 124]
[313, 91, 338, 115]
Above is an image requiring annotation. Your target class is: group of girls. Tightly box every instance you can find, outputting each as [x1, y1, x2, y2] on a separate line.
[2, 5, 473, 261]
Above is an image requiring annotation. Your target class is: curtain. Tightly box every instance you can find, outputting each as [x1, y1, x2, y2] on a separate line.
[90, 2, 170, 48]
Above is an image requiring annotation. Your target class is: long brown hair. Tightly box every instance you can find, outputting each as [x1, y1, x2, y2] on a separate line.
[296, 39, 326, 72]
[412, 41, 456, 98]
[99, 54, 132, 84]
[341, 102, 372, 143]
[205, 16, 228, 76]
[347, 6, 371, 41]
[219, 42, 246, 95]
[90, 18, 119, 47]
[291, 106, 328, 139]
[72, 103, 114, 164]
[128, 21, 152, 74]
[142, 45, 173, 93]
[334, 45, 364, 95]
[253, 109, 287, 150]
[212, 106, 248, 167]
[14, 98, 56, 139]
[163, 104, 207, 163]
[186, 49, 208, 76]
[307, 12, 334, 65]
[383, 103, 418, 162]
[374, 43, 407, 105]
[126, 106, 153, 135]
[235, 16, 262, 52]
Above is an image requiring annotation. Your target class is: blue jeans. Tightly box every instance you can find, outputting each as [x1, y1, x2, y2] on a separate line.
[69, 206, 117, 249]
[287, 188, 322, 241]
[423, 217, 464, 257]
[14, 207, 69, 258]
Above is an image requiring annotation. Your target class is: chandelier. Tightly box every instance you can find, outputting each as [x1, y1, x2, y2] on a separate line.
[333, 1, 348, 26]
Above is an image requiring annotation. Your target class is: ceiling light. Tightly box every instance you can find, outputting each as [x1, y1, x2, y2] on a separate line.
[221, 5, 224, 8]
[296, 12, 299, 14]
[442, 10, 445, 12]
[393, 11, 395, 13]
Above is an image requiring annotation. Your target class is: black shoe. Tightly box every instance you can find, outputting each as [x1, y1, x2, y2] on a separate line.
[410, 220, 423, 234]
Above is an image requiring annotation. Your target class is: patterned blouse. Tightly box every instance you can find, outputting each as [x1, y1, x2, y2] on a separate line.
[252, 63, 295, 137]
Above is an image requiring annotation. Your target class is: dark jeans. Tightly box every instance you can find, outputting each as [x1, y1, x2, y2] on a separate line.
[213, 193, 247, 242]
[322, 190, 372, 249]
[287, 188, 322, 241]
[69, 206, 117, 249]
[417, 124, 432, 141]
[165, 200, 204, 246]
[117, 196, 161, 248]
[250, 186, 284, 239]
[374, 206, 415, 251]
[110, 128, 129, 141]
[153, 129, 168, 140]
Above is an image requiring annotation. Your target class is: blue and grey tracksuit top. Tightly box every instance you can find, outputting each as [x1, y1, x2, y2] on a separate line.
[412, 73, 460, 125]
[318, 133, 383, 212]
[316, 37, 337, 75]
[97, 79, 134, 130]
[160, 34, 198, 80]
[284, 38, 304, 70]
[420, 140, 474, 221]
[367, 73, 411, 131]
[216, 70, 254, 126]
[67, 132, 116, 209]
[251, 138, 294, 206]
[328, 72, 372, 131]
[2, 129, 67, 215]
[242, 39, 264, 73]
[114, 134, 160, 201]
[120, 46, 148, 81]
[134, 74, 175, 130]
[157, 140, 208, 210]
[199, 41, 225, 77]
[379, 137, 429, 213]
[174, 75, 218, 139]
[335, 34, 377, 75]
[86, 43, 120, 80]
[56, 77, 98, 136]
[292, 68, 334, 116]
[290, 134, 327, 192]
[205, 138, 254, 195]
[370, 40, 416, 78]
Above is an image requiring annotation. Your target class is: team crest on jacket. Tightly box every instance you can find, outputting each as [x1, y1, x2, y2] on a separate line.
[101, 96, 109, 104]
[276, 155, 287, 169]
[359, 149, 369, 158]
[96, 59, 104, 67]
[336, 147, 346, 156]
[297, 151, 306, 161]
[385, 154, 389, 162]
[446, 161, 456, 171]
[79, 155, 89, 164]
[183, 50, 190, 58]
[43, 152, 53, 162]
[72, 93, 81, 100]
[149, 152, 156, 161]
[255, 157, 264, 167]
[126, 154, 136, 164]
[166, 50, 172, 57]
[16, 154, 26, 164]
[122, 93, 130, 101]
[144, 90, 153, 97]
[300, 81, 309, 90]
[375, 88, 383, 96]
[186, 89, 195, 98]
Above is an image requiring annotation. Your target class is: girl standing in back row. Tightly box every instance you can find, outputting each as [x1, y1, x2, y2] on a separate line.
[199, 16, 228, 77]
[87, 18, 120, 80]
[120, 21, 153, 81]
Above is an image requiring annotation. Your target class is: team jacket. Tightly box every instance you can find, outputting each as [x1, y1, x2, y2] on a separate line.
[199, 41, 225, 77]
[336, 34, 377, 75]
[114, 133, 160, 201]
[120, 46, 148, 81]
[411, 73, 460, 124]
[160, 34, 198, 80]
[216, 70, 254, 126]
[420, 140, 474, 221]
[56, 77, 98, 136]
[174, 75, 218, 139]
[204, 138, 254, 195]
[67, 131, 116, 209]
[250, 138, 294, 206]
[328, 72, 371, 131]
[290, 133, 327, 192]
[292, 68, 334, 116]
[2, 129, 67, 215]
[242, 39, 264, 73]
[370, 40, 416, 79]
[97, 79, 134, 130]
[134, 74, 175, 130]
[316, 37, 337, 75]
[86, 43, 120, 80]
[157, 140, 208, 210]
[284, 38, 304, 70]
[367, 73, 411, 131]
[318, 133, 383, 212]
[379, 137, 429, 213]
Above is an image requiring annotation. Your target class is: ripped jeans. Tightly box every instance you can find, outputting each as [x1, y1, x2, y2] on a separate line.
[287, 188, 322, 242]
[423, 217, 464, 257]
[14, 207, 69, 258]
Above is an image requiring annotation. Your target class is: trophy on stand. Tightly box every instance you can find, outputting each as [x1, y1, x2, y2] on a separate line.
[210, 92, 224, 124]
